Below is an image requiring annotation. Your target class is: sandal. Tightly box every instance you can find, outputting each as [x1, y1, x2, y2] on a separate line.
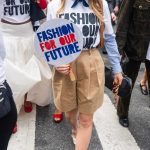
[140, 83, 148, 95]
[53, 113, 63, 123]
[24, 101, 33, 113]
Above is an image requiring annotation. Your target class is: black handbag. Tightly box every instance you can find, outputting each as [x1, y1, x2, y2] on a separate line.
[0, 82, 11, 119]
[105, 66, 132, 97]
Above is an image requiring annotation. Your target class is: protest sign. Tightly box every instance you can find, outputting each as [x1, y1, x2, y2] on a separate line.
[34, 18, 83, 68]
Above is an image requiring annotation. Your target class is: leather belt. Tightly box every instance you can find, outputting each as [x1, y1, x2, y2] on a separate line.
[1, 18, 31, 25]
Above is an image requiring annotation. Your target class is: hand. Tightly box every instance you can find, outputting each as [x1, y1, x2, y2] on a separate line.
[114, 6, 119, 14]
[111, 12, 117, 22]
[121, 51, 129, 65]
[112, 72, 123, 94]
[56, 64, 71, 75]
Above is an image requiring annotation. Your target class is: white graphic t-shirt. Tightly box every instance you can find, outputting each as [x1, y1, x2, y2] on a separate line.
[146, 43, 150, 61]
[2, 0, 30, 23]
[47, 0, 113, 50]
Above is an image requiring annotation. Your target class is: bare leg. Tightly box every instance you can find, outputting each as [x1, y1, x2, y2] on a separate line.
[140, 68, 148, 95]
[65, 109, 78, 136]
[75, 113, 93, 150]
[140, 68, 147, 85]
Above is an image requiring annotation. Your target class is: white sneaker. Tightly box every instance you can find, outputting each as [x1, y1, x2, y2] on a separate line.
[71, 134, 76, 145]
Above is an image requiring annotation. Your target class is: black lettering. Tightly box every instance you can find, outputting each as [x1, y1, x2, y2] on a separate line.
[25, 4, 30, 14]
[70, 13, 77, 24]
[9, 6, 13, 16]
[20, 0, 24, 4]
[89, 13, 97, 24]
[4, 7, 8, 15]
[95, 25, 99, 36]
[20, 5, 25, 14]
[77, 13, 85, 24]
[62, 13, 70, 20]
[13, 5, 19, 15]
[83, 37, 95, 49]
[85, 13, 89, 24]
[82, 25, 89, 37]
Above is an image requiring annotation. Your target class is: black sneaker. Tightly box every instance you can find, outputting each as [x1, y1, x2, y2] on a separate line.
[119, 117, 129, 127]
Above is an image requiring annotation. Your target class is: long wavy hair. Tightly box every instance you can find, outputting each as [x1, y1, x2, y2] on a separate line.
[56, 0, 104, 23]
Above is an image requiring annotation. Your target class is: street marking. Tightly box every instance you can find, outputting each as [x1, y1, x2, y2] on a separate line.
[8, 105, 36, 150]
[93, 94, 140, 150]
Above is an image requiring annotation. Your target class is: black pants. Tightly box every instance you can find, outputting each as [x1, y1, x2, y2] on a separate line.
[0, 81, 17, 150]
[117, 59, 150, 118]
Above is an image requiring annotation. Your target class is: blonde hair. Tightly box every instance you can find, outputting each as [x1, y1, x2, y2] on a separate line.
[56, 0, 104, 23]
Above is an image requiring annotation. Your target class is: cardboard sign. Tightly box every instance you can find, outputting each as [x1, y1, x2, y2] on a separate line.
[34, 18, 83, 67]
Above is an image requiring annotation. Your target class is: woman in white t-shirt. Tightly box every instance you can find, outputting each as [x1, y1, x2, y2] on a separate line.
[47, 0, 123, 148]
[0, 0, 52, 133]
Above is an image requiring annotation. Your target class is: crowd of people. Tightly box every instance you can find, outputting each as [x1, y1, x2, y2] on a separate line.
[0, 0, 149, 150]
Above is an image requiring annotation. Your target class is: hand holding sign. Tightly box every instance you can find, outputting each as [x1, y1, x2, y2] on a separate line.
[56, 64, 71, 75]
[34, 19, 83, 80]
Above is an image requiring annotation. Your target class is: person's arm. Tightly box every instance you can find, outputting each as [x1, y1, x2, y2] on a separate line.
[113, 0, 119, 14]
[103, 0, 123, 85]
[116, 0, 134, 55]
[106, 0, 117, 21]
[103, 0, 122, 74]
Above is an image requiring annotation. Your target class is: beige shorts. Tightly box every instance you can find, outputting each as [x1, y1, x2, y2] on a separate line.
[52, 48, 105, 114]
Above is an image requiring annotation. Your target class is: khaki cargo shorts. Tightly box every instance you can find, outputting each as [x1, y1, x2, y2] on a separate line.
[52, 48, 105, 114]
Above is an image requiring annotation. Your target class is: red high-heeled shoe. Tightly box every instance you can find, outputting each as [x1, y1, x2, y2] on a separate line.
[12, 124, 17, 134]
[53, 113, 63, 123]
[24, 101, 33, 113]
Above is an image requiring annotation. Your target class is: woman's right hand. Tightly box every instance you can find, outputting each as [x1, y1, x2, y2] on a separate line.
[56, 64, 71, 75]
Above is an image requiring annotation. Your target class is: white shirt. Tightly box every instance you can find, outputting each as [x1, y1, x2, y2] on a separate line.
[47, 0, 113, 50]
[0, 32, 6, 84]
[146, 43, 150, 61]
[2, 0, 30, 23]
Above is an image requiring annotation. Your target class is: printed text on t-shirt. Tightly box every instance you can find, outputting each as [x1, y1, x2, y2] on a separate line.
[59, 13, 100, 49]
[4, 0, 30, 16]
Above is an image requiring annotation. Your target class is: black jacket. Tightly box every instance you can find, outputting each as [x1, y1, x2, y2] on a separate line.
[116, 0, 150, 61]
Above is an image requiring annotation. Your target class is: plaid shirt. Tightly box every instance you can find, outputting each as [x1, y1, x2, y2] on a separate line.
[116, 0, 150, 61]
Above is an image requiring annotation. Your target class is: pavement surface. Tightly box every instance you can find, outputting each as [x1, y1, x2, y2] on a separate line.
[8, 53, 150, 150]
